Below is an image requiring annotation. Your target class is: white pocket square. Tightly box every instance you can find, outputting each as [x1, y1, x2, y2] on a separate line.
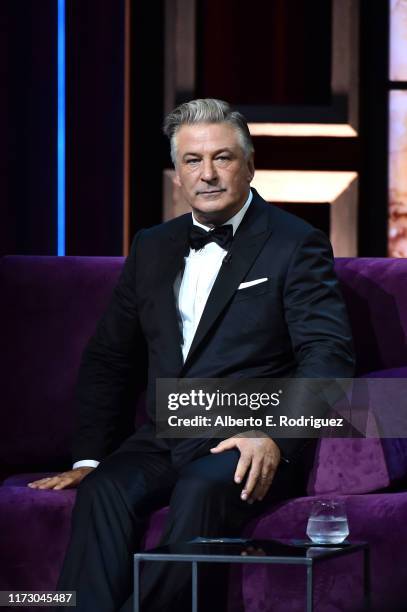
[238, 278, 268, 290]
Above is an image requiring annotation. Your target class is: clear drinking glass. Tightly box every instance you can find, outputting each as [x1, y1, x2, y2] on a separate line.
[306, 500, 349, 544]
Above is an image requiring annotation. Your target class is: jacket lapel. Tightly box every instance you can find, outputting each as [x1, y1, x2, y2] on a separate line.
[180, 194, 272, 374]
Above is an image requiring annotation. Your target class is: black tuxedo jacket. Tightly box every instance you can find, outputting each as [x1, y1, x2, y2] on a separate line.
[72, 189, 355, 463]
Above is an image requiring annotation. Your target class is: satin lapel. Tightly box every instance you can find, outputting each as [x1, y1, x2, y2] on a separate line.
[154, 215, 192, 375]
[180, 196, 272, 374]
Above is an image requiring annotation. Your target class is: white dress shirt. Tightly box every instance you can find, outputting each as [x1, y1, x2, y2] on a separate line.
[178, 190, 252, 362]
[73, 190, 253, 470]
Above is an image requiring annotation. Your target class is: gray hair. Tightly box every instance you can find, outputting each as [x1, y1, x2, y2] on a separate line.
[163, 98, 254, 166]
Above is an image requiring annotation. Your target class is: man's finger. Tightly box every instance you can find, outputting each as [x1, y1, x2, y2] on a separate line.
[29, 473, 68, 486]
[252, 461, 275, 499]
[253, 463, 276, 501]
[210, 437, 238, 453]
[251, 476, 271, 502]
[53, 480, 74, 490]
[37, 478, 65, 489]
[28, 477, 54, 485]
[234, 454, 252, 484]
[48, 478, 74, 490]
[241, 460, 262, 501]
[28, 477, 57, 489]
[27, 468, 93, 490]
[30, 476, 71, 490]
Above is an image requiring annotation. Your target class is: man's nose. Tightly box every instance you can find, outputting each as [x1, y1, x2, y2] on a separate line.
[200, 159, 217, 182]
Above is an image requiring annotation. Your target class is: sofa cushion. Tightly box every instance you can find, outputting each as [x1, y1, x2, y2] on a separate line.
[0, 486, 75, 591]
[142, 493, 407, 612]
[2, 486, 405, 611]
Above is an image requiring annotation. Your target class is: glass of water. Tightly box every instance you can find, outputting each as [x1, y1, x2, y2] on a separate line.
[306, 500, 349, 544]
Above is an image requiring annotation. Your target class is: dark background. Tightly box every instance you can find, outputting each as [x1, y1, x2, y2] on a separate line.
[0, 0, 389, 257]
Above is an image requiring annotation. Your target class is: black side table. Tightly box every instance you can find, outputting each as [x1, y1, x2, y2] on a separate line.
[133, 538, 370, 612]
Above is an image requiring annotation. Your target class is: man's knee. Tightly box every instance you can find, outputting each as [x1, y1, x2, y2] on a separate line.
[175, 449, 241, 502]
[180, 449, 239, 481]
[76, 452, 133, 497]
[75, 465, 113, 499]
[75, 453, 132, 500]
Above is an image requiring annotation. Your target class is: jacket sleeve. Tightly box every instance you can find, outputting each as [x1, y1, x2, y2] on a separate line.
[71, 230, 147, 463]
[273, 228, 355, 460]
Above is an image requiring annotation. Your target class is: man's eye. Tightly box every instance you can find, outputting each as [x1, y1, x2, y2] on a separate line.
[216, 156, 230, 162]
[186, 159, 200, 165]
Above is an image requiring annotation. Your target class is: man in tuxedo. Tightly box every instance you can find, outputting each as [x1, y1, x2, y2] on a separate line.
[28, 98, 354, 611]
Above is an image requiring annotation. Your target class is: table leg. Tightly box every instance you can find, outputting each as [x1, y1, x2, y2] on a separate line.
[133, 558, 140, 612]
[192, 561, 198, 612]
[306, 565, 313, 612]
[363, 547, 371, 611]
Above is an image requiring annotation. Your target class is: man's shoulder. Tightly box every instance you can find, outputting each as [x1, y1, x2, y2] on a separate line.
[148, 212, 191, 235]
[132, 212, 191, 248]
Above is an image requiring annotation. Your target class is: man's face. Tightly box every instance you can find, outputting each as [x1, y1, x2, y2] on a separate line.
[173, 122, 255, 226]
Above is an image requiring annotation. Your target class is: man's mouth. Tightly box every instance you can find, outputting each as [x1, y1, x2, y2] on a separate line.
[197, 189, 226, 195]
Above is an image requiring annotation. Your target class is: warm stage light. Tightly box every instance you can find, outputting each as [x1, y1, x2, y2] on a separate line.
[248, 124, 357, 138]
[389, 91, 407, 257]
[251, 171, 358, 203]
[390, 0, 407, 81]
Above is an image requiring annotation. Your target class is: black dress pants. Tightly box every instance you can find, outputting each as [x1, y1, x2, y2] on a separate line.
[56, 436, 304, 612]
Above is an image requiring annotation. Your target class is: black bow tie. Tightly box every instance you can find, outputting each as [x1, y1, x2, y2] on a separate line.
[189, 224, 234, 251]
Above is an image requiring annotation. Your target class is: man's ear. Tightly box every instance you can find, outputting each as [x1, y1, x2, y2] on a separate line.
[173, 169, 181, 188]
[247, 154, 255, 183]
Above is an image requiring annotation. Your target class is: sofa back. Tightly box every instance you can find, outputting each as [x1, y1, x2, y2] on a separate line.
[335, 258, 407, 376]
[1, 256, 124, 471]
[310, 258, 407, 494]
[1, 255, 407, 490]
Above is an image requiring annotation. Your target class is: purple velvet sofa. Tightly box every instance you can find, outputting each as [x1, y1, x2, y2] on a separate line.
[1, 255, 407, 611]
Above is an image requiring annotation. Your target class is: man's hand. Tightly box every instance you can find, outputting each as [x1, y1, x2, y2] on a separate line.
[27, 467, 95, 490]
[210, 432, 281, 503]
